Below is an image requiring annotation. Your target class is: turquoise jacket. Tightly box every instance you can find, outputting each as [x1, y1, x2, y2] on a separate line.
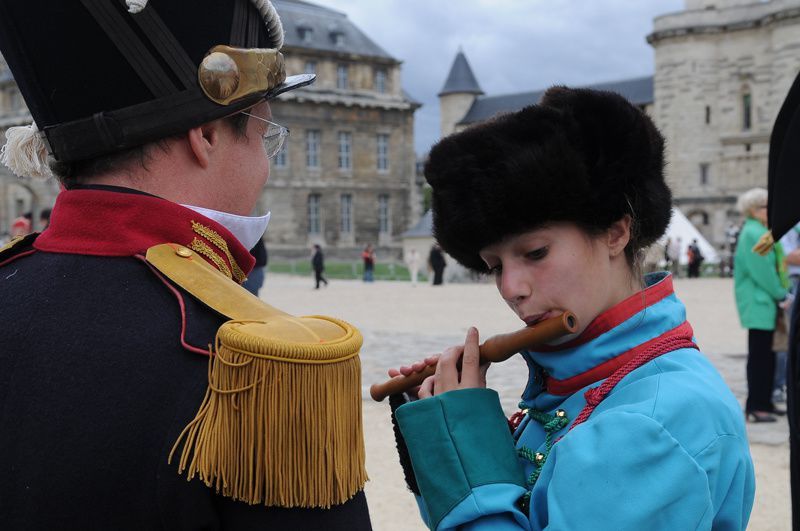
[396, 273, 754, 530]
[734, 217, 788, 330]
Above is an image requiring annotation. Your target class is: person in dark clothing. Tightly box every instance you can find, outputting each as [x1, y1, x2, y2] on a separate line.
[428, 243, 447, 285]
[242, 238, 268, 297]
[0, 2, 371, 529]
[312, 244, 328, 289]
[243, 237, 268, 296]
[687, 238, 704, 278]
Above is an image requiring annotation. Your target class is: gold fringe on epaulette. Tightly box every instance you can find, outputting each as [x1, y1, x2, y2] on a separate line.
[169, 316, 368, 508]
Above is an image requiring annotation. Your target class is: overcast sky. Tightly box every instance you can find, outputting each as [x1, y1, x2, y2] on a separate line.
[311, 0, 685, 155]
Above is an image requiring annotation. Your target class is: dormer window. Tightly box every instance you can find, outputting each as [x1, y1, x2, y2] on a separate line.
[297, 22, 313, 43]
[329, 24, 345, 46]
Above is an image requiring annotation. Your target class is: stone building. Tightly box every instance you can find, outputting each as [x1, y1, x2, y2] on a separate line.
[438, 0, 800, 249]
[0, 0, 421, 258]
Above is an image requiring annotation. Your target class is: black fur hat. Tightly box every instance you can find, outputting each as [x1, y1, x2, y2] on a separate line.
[425, 86, 672, 272]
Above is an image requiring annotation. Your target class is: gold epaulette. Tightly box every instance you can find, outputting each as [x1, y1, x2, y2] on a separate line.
[145, 243, 367, 509]
[0, 233, 38, 262]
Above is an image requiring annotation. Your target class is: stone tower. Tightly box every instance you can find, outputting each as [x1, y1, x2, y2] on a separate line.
[647, 0, 800, 246]
[439, 50, 483, 138]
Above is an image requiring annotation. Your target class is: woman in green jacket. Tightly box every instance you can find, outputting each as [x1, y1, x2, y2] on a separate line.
[734, 187, 789, 422]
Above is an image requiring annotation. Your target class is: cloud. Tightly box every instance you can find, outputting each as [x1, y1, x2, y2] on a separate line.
[312, 0, 684, 154]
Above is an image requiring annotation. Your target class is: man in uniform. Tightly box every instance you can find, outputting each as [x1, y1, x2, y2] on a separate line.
[0, 1, 371, 529]
[755, 69, 800, 529]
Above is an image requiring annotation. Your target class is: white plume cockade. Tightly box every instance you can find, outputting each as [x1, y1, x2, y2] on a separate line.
[0, 123, 53, 179]
[124, 0, 284, 48]
[125, 0, 147, 14]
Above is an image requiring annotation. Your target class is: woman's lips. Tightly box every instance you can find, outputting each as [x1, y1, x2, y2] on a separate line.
[523, 311, 556, 326]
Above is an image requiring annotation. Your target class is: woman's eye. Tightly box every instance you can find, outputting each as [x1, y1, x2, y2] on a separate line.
[488, 264, 502, 276]
[526, 247, 548, 260]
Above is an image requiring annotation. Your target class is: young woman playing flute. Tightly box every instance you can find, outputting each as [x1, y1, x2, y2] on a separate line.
[389, 87, 754, 530]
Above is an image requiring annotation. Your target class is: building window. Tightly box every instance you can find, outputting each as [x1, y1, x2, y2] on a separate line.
[274, 140, 288, 168]
[308, 194, 321, 235]
[298, 24, 313, 43]
[375, 68, 387, 93]
[700, 163, 709, 185]
[742, 93, 752, 131]
[376, 133, 389, 171]
[338, 131, 352, 170]
[304, 61, 317, 75]
[306, 130, 320, 168]
[337, 64, 348, 89]
[340, 194, 352, 234]
[705, 105, 711, 125]
[378, 194, 390, 234]
[331, 31, 345, 46]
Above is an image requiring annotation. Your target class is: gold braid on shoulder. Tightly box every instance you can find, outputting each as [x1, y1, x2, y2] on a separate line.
[146, 243, 367, 508]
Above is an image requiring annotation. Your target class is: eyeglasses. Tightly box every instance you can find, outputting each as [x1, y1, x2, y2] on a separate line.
[241, 112, 290, 159]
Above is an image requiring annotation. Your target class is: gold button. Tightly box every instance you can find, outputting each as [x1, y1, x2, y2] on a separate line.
[534, 452, 545, 463]
[555, 409, 567, 418]
[175, 246, 192, 258]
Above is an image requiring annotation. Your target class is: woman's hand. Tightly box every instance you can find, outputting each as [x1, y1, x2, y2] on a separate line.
[387, 354, 439, 400]
[419, 327, 489, 398]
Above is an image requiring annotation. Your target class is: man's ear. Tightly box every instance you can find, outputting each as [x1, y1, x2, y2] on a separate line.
[186, 123, 219, 169]
[607, 215, 632, 257]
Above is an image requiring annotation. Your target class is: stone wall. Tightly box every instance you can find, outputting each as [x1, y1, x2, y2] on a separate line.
[649, 0, 800, 246]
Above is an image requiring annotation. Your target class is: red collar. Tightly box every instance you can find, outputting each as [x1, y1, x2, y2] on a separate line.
[35, 188, 255, 282]
[535, 275, 675, 353]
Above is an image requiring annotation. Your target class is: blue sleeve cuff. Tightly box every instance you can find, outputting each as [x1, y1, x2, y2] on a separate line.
[396, 388, 527, 530]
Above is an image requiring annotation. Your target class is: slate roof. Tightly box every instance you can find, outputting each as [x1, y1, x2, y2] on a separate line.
[403, 210, 433, 238]
[459, 75, 653, 125]
[274, 0, 395, 61]
[439, 51, 483, 96]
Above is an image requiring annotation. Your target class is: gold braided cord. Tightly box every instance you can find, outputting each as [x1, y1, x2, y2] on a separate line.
[191, 221, 246, 283]
[752, 230, 775, 256]
[190, 238, 232, 279]
[169, 317, 367, 508]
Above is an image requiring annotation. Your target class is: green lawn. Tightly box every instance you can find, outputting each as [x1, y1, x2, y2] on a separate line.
[268, 261, 428, 281]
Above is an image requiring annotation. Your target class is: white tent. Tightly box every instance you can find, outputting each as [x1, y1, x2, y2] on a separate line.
[659, 207, 719, 265]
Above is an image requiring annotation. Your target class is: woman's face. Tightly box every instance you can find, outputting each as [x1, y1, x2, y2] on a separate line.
[479, 222, 633, 342]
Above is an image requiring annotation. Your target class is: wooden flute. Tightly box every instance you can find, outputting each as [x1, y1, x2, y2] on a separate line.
[369, 311, 578, 402]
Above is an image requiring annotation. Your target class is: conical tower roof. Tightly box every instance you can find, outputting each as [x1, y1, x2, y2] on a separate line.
[439, 50, 483, 97]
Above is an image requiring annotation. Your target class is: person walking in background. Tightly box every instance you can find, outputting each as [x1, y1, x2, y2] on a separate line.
[734, 187, 790, 422]
[667, 236, 681, 278]
[362, 243, 375, 282]
[687, 238, 704, 278]
[405, 248, 420, 286]
[10, 212, 32, 238]
[428, 243, 447, 286]
[311, 244, 328, 289]
[39, 208, 51, 231]
[242, 237, 268, 296]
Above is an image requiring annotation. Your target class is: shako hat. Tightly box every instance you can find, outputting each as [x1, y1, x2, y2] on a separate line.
[425, 86, 672, 272]
[0, 0, 313, 176]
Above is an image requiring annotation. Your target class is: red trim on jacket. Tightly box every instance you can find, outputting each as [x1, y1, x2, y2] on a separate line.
[138, 255, 211, 356]
[0, 249, 36, 269]
[545, 321, 695, 396]
[35, 189, 254, 278]
[536, 275, 675, 353]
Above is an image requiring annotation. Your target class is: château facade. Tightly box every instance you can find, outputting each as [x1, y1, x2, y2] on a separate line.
[438, 0, 800, 249]
[0, 0, 421, 258]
